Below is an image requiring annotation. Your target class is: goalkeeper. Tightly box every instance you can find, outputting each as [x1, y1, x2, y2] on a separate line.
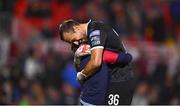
[59, 19, 135, 105]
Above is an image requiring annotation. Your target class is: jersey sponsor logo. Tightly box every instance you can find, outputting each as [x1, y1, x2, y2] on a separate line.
[91, 40, 100, 46]
[91, 36, 101, 46]
[91, 36, 100, 41]
[89, 30, 100, 37]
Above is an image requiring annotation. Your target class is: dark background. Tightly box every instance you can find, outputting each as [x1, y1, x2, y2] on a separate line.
[0, 0, 179, 105]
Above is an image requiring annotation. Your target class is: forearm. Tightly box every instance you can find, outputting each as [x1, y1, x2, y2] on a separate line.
[80, 48, 103, 78]
[76, 48, 103, 84]
[81, 60, 101, 77]
[103, 50, 132, 66]
[76, 59, 101, 85]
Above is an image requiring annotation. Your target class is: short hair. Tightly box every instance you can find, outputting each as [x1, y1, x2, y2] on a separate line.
[59, 19, 80, 40]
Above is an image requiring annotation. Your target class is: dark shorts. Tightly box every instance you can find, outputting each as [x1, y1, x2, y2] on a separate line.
[106, 79, 135, 105]
[106, 63, 136, 105]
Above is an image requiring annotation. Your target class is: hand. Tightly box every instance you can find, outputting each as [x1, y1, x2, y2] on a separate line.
[73, 44, 91, 65]
[74, 44, 91, 57]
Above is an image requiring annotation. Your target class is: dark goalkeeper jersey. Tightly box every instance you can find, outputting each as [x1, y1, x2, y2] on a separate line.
[87, 20, 134, 82]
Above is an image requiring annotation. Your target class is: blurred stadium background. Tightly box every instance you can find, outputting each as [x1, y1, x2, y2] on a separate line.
[0, 0, 179, 105]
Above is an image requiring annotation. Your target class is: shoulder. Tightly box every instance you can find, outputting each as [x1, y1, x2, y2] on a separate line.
[88, 20, 106, 36]
[88, 20, 105, 30]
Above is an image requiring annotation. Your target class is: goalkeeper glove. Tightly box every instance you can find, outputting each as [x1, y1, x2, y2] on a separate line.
[74, 44, 91, 65]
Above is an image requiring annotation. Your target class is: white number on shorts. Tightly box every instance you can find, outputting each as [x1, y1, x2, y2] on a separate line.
[108, 94, 120, 105]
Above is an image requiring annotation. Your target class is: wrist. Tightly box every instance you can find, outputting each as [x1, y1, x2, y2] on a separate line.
[76, 71, 87, 83]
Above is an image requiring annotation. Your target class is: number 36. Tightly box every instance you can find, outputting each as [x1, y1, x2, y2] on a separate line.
[108, 94, 120, 105]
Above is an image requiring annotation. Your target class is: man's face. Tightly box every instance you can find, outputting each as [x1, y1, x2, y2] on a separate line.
[63, 26, 85, 46]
